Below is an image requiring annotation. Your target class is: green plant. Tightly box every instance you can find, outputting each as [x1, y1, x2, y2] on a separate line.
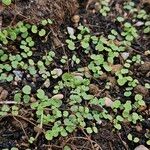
[0, 105, 12, 116]
[29, 137, 35, 144]
[99, 0, 110, 16]
[66, 39, 75, 50]
[60, 56, 68, 64]
[123, 1, 136, 13]
[72, 54, 80, 65]
[117, 16, 125, 23]
[121, 22, 138, 41]
[134, 94, 145, 106]
[0, 8, 149, 145]
[42, 51, 55, 65]
[22, 85, 31, 95]
[39, 29, 46, 37]
[2, 0, 12, 6]
[41, 19, 53, 26]
[64, 145, 71, 150]
[11, 105, 19, 116]
[145, 83, 150, 89]
[137, 10, 148, 20]
[127, 134, 140, 143]
[144, 21, 150, 33]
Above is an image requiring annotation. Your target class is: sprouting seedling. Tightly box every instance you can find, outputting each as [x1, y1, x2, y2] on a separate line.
[39, 29, 46, 37]
[66, 39, 75, 50]
[22, 85, 31, 95]
[2, 0, 12, 6]
[127, 134, 140, 143]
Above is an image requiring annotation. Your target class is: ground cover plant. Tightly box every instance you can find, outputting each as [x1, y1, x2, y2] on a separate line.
[0, 0, 150, 150]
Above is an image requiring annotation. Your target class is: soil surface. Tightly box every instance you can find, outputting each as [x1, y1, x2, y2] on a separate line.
[0, 0, 150, 150]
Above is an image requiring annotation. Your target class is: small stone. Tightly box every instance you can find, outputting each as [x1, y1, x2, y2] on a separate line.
[135, 21, 144, 26]
[111, 64, 123, 74]
[27, 74, 31, 78]
[135, 125, 142, 132]
[104, 97, 113, 107]
[13, 81, 18, 86]
[43, 79, 50, 88]
[51, 94, 64, 100]
[144, 50, 150, 56]
[67, 27, 75, 36]
[121, 52, 129, 60]
[134, 145, 149, 150]
[13, 70, 23, 78]
[0, 90, 8, 100]
[34, 126, 43, 134]
[30, 97, 36, 102]
[71, 15, 80, 23]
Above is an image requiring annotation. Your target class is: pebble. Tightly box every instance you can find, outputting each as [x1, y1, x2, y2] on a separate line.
[0, 89, 8, 100]
[67, 27, 75, 36]
[104, 97, 113, 107]
[30, 96, 36, 103]
[121, 52, 129, 60]
[13, 70, 23, 78]
[144, 50, 150, 56]
[51, 94, 64, 100]
[135, 125, 142, 132]
[134, 145, 149, 150]
[71, 15, 80, 23]
[135, 21, 144, 26]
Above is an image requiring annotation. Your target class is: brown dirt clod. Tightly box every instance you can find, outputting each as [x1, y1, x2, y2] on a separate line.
[89, 84, 100, 95]
[0, 89, 8, 101]
[134, 85, 149, 97]
[138, 61, 150, 73]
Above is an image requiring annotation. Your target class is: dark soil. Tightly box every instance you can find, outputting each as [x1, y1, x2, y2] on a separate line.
[0, 0, 150, 150]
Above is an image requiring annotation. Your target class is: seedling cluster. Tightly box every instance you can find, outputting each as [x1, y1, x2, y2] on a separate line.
[0, 0, 150, 148]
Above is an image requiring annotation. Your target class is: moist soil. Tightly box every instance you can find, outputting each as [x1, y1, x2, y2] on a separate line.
[0, 0, 150, 150]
